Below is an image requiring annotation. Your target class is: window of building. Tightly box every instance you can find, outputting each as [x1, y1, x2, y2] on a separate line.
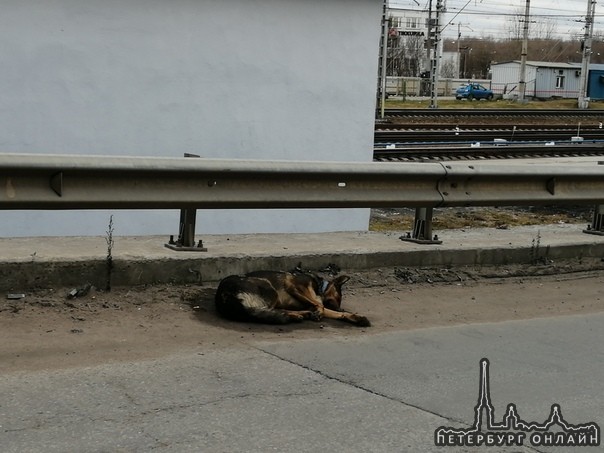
[556, 75, 565, 89]
[406, 17, 418, 28]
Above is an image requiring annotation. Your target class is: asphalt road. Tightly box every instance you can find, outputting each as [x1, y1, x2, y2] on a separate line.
[1, 313, 603, 452]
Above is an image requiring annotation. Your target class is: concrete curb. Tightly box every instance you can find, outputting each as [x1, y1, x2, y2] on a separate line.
[2, 224, 604, 291]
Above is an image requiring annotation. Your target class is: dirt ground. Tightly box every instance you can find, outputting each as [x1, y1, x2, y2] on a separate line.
[369, 206, 592, 232]
[3, 264, 604, 374]
[2, 206, 601, 374]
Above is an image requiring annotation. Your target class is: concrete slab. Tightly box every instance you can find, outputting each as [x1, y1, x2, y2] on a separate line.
[2, 313, 601, 452]
[2, 223, 604, 291]
[259, 313, 604, 429]
[1, 347, 452, 453]
[258, 313, 604, 452]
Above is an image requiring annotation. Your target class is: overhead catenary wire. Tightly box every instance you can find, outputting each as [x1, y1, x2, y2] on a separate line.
[391, 0, 599, 39]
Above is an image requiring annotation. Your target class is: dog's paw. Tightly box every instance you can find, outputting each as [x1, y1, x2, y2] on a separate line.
[310, 310, 323, 322]
[287, 313, 306, 322]
[352, 314, 371, 327]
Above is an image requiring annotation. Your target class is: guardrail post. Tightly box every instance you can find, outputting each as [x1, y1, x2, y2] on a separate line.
[584, 204, 604, 236]
[164, 153, 208, 252]
[583, 161, 604, 237]
[399, 207, 443, 245]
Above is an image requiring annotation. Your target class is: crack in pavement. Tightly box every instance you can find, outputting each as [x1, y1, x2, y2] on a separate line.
[256, 347, 548, 453]
[256, 346, 466, 425]
[254, 346, 545, 453]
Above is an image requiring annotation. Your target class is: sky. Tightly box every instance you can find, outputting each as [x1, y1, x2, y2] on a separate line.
[389, 0, 599, 41]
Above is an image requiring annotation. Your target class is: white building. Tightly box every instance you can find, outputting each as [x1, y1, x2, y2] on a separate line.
[387, 6, 430, 76]
[0, 1, 382, 237]
[388, 6, 429, 35]
[491, 61, 582, 99]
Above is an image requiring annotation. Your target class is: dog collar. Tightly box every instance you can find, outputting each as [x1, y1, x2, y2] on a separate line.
[319, 280, 329, 295]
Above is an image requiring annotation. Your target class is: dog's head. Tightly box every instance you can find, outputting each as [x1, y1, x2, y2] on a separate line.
[321, 275, 350, 311]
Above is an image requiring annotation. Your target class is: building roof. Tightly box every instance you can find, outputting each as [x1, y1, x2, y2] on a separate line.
[492, 60, 581, 69]
[388, 7, 429, 14]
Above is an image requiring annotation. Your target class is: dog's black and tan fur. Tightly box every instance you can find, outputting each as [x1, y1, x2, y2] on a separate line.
[215, 270, 370, 327]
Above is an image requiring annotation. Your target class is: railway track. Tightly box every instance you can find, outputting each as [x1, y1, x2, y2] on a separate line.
[381, 108, 604, 121]
[373, 108, 604, 162]
[373, 143, 604, 162]
[375, 126, 604, 143]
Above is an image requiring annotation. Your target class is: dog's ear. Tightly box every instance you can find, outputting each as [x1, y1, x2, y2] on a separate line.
[332, 275, 350, 288]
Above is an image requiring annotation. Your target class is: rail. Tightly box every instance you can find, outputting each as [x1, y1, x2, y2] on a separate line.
[373, 144, 604, 162]
[383, 108, 604, 119]
[2, 153, 604, 209]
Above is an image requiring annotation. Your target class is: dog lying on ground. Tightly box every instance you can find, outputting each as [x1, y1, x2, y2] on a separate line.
[215, 270, 370, 327]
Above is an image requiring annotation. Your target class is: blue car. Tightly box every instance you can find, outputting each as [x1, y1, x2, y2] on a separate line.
[456, 83, 494, 101]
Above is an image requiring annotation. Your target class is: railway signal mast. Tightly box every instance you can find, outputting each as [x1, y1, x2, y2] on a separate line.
[578, 0, 597, 109]
[376, 0, 389, 119]
[427, 0, 445, 108]
[518, 0, 531, 103]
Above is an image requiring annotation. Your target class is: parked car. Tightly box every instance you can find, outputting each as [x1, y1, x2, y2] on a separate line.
[456, 83, 494, 101]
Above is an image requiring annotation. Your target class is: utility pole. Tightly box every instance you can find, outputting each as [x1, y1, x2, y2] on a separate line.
[451, 23, 473, 79]
[376, 0, 389, 118]
[518, 0, 530, 103]
[428, 0, 444, 108]
[457, 23, 462, 78]
[578, 0, 597, 109]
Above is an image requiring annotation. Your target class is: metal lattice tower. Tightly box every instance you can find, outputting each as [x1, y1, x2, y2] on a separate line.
[376, 0, 389, 118]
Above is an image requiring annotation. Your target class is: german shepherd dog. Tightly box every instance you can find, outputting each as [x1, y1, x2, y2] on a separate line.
[215, 270, 370, 327]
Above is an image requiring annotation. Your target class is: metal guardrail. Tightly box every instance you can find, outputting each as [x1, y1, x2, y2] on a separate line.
[2, 153, 604, 210]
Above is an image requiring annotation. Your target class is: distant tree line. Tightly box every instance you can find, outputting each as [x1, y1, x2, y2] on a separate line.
[388, 35, 604, 79]
[443, 35, 604, 79]
[387, 10, 604, 79]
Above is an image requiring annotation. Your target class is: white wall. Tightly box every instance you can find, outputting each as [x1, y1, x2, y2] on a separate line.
[491, 62, 536, 97]
[0, 0, 381, 236]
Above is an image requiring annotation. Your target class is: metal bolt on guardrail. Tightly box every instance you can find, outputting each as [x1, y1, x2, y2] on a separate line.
[164, 212, 208, 252]
[584, 203, 604, 237]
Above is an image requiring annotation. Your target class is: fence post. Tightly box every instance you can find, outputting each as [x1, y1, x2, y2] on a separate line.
[165, 153, 208, 252]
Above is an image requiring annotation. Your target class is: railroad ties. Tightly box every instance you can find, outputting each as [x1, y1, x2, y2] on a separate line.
[374, 108, 604, 162]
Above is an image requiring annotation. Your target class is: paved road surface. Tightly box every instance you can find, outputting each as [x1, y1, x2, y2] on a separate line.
[1, 313, 602, 452]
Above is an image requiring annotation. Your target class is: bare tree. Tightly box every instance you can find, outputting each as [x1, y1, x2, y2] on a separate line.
[440, 59, 457, 78]
[404, 35, 424, 76]
[506, 7, 557, 41]
[387, 31, 604, 83]
[386, 33, 424, 76]
[505, 9, 524, 41]
[386, 34, 404, 76]
[533, 17, 557, 40]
